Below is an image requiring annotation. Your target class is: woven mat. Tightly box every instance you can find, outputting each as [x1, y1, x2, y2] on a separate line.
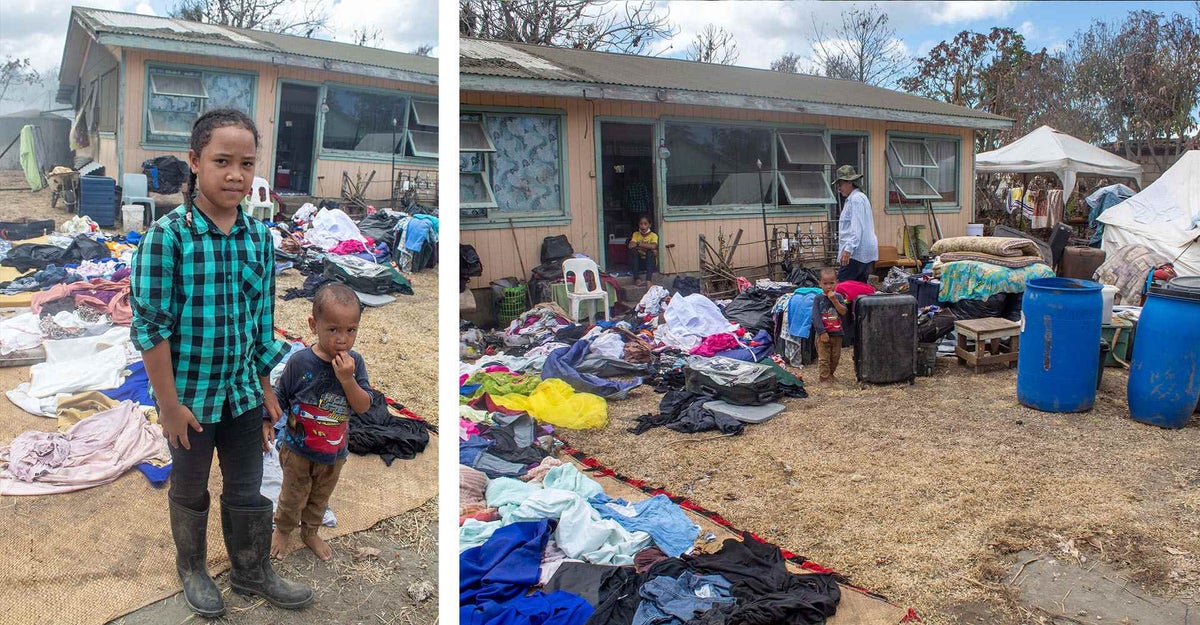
[0, 365, 438, 625]
[572, 457, 909, 625]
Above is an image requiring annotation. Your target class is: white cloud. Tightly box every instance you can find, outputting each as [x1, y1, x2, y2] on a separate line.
[921, 1, 1018, 25]
[134, 2, 157, 15]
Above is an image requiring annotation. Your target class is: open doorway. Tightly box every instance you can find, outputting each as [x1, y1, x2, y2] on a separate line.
[598, 121, 656, 273]
[274, 83, 319, 195]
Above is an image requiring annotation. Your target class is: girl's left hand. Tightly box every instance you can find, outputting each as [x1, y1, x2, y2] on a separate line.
[263, 387, 283, 424]
[261, 419, 275, 453]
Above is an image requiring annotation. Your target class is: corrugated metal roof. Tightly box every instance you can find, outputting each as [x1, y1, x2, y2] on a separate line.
[460, 38, 1008, 125]
[73, 7, 436, 77]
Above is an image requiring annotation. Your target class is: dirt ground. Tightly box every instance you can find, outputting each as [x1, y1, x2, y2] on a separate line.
[563, 355, 1200, 624]
[0, 171, 440, 625]
[108, 498, 439, 625]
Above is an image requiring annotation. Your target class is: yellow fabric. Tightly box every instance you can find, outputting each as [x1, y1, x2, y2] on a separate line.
[631, 231, 658, 247]
[0, 265, 37, 307]
[55, 392, 121, 431]
[491, 378, 608, 430]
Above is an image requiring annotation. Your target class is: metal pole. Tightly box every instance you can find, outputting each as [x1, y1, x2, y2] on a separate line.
[757, 159, 769, 277]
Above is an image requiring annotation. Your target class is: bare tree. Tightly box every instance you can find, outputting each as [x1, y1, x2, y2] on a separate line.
[810, 4, 908, 86]
[352, 26, 383, 47]
[770, 52, 802, 73]
[459, 0, 677, 55]
[171, 0, 330, 36]
[414, 44, 435, 56]
[0, 57, 40, 104]
[685, 24, 738, 65]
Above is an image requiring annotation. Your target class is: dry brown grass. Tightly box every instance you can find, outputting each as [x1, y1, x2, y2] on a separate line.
[563, 358, 1200, 623]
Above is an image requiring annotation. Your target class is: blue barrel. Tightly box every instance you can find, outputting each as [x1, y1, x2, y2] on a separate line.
[1128, 279, 1200, 428]
[1017, 278, 1103, 412]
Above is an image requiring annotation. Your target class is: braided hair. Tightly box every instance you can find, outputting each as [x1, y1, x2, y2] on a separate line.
[184, 108, 260, 213]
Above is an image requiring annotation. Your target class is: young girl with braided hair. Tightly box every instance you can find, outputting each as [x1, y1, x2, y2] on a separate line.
[130, 108, 313, 617]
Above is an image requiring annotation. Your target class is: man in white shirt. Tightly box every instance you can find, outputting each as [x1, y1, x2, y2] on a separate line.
[834, 165, 878, 283]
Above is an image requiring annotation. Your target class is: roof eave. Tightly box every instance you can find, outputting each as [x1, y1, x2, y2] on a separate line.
[461, 75, 1013, 131]
[93, 31, 437, 86]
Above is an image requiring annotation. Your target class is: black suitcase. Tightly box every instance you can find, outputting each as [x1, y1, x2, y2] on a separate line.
[684, 357, 782, 406]
[854, 293, 917, 384]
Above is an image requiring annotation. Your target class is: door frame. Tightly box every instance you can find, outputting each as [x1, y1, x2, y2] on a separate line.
[271, 79, 323, 196]
[592, 116, 658, 270]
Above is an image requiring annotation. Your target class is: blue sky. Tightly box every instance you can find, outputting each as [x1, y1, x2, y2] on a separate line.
[653, 1, 1196, 71]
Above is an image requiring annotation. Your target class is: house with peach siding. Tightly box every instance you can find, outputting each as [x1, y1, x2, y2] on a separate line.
[459, 38, 1013, 286]
[57, 7, 437, 202]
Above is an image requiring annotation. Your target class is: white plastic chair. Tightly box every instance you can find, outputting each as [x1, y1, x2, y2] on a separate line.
[562, 258, 609, 323]
[246, 176, 274, 221]
[121, 173, 155, 225]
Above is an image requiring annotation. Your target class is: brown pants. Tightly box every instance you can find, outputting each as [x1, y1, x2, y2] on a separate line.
[816, 334, 843, 381]
[275, 446, 346, 537]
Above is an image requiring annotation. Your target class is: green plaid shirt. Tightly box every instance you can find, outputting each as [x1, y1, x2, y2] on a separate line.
[130, 205, 289, 423]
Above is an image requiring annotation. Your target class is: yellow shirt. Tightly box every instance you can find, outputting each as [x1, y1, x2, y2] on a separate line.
[631, 231, 658, 246]
[631, 231, 658, 257]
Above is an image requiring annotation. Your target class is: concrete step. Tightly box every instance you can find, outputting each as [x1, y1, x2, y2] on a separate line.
[621, 283, 650, 305]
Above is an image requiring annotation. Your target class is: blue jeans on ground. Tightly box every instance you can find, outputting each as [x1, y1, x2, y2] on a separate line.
[631, 571, 735, 625]
[632, 251, 657, 283]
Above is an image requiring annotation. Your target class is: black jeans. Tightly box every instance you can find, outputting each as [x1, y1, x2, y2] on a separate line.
[837, 259, 874, 284]
[168, 402, 264, 511]
[632, 251, 657, 282]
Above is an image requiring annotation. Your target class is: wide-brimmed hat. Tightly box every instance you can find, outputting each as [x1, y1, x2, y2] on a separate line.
[834, 165, 863, 183]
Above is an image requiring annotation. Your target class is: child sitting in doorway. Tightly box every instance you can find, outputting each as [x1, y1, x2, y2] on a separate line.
[628, 216, 658, 286]
[813, 268, 849, 383]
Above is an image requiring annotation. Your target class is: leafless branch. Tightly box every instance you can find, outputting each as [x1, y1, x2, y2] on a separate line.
[685, 24, 739, 65]
[460, 0, 677, 55]
[171, 0, 330, 37]
[809, 4, 909, 86]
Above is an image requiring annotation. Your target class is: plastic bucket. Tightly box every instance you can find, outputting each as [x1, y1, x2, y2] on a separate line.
[1017, 278, 1103, 412]
[1101, 285, 1118, 324]
[966, 223, 984, 236]
[121, 204, 143, 232]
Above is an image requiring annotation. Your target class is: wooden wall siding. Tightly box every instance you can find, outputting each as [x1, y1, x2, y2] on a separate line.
[97, 135, 118, 175]
[461, 91, 977, 285]
[118, 49, 436, 187]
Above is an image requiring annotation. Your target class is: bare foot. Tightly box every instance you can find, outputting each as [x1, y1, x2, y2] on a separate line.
[270, 529, 291, 559]
[303, 533, 333, 561]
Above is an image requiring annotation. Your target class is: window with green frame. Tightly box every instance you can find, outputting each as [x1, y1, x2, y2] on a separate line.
[886, 135, 960, 208]
[662, 121, 842, 215]
[459, 111, 566, 220]
[406, 99, 438, 158]
[144, 65, 254, 144]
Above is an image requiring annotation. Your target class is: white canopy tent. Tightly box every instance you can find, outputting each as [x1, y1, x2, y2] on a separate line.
[975, 125, 1143, 196]
[1098, 150, 1200, 277]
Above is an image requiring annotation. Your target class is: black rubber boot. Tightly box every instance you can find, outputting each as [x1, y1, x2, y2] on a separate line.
[221, 495, 314, 609]
[169, 494, 226, 618]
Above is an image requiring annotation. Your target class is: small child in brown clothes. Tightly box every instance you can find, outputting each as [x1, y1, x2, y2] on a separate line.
[266, 283, 371, 561]
[812, 268, 848, 382]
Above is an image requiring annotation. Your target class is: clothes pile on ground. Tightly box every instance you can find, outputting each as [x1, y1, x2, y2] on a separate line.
[0, 221, 169, 494]
[459, 455, 844, 625]
[462, 279, 822, 438]
[275, 204, 432, 304]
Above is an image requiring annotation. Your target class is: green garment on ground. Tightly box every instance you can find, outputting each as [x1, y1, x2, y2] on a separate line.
[462, 371, 543, 402]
